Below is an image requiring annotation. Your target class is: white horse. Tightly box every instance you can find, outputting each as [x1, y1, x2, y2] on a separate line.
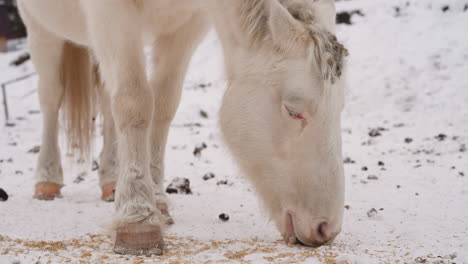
[17, 0, 348, 256]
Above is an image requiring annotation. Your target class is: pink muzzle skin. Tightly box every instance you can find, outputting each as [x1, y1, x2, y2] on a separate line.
[283, 211, 340, 247]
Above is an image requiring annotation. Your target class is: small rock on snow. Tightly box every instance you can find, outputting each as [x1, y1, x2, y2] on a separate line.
[193, 143, 207, 157]
[435, 133, 447, 141]
[459, 144, 466, 152]
[414, 257, 425, 263]
[73, 172, 86, 184]
[0, 188, 8, 201]
[336, 10, 364, 25]
[199, 109, 209, 119]
[92, 160, 99, 171]
[219, 213, 229, 222]
[198, 83, 212, 89]
[10, 53, 30, 66]
[368, 127, 387, 137]
[367, 208, 378, 218]
[28, 146, 40, 154]
[216, 180, 232, 186]
[444, 252, 457, 259]
[336, 12, 352, 25]
[202, 172, 215, 181]
[166, 178, 192, 195]
[368, 129, 381, 137]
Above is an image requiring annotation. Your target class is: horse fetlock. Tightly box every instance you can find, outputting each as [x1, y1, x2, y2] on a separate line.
[34, 182, 62, 200]
[98, 155, 118, 186]
[155, 194, 174, 225]
[34, 164, 63, 184]
[113, 223, 165, 256]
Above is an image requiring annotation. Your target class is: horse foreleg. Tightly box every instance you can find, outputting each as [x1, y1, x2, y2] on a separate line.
[84, 2, 164, 255]
[97, 82, 118, 202]
[149, 11, 210, 225]
[23, 11, 65, 200]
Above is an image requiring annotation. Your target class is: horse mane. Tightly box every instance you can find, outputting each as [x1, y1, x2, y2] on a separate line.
[238, 0, 318, 45]
[239, 0, 269, 43]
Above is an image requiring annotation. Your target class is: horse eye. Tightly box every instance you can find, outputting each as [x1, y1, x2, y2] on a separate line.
[285, 106, 306, 121]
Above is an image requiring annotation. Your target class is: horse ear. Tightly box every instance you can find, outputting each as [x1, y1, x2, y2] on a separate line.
[266, 0, 302, 46]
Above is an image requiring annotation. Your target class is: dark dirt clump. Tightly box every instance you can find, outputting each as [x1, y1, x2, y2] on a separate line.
[193, 143, 207, 157]
[166, 178, 192, 195]
[219, 213, 229, 222]
[203, 172, 215, 181]
[0, 188, 8, 201]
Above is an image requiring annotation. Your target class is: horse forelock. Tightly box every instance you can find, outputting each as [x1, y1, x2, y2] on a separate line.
[281, 0, 349, 83]
[309, 28, 348, 84]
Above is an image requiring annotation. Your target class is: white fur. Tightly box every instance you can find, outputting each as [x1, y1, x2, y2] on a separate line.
[18, 0, 347, 251]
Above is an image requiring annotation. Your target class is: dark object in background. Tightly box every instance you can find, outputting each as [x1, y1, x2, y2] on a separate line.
[219, 213, 229, 222]
[336, 12, 352, 25]
[441, 5, 450, 12]
[0, 188, 8, 201]
[336, 10, 365, 25]
[166, 177, 192, 195]
[0, 0, 27, 52]
[10, 53, 30, 66]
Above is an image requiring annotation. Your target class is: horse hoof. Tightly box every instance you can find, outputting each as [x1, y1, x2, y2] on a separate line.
[157, 200, 174, 225]
[34, 182, 62, 200]
[113, 223, 164, 256]
[101, 182, 116, 202]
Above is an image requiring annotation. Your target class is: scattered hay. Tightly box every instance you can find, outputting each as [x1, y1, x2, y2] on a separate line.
[0, 233, 429, 264]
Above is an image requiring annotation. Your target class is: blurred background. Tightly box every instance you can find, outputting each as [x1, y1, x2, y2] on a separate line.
[0, 0, 26, 53]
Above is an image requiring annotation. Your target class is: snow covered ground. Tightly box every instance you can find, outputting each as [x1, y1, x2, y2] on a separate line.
[0, 0, 467, 263]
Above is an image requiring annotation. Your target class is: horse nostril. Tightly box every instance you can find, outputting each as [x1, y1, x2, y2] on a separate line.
[317, 222, 329, 241]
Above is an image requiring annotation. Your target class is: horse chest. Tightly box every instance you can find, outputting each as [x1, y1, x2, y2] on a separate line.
[140, 2, 206, 39]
